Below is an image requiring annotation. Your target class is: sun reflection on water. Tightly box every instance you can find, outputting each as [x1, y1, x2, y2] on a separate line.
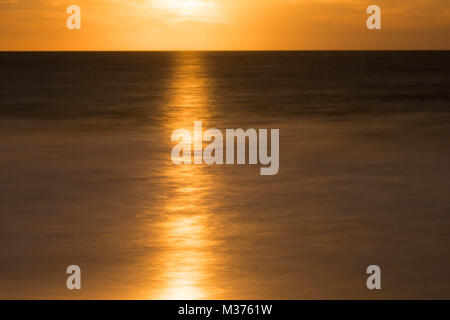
[148, 52, 223, 300]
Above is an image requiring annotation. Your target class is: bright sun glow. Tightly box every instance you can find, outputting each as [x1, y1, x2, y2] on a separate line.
[153, 0, 218, 18]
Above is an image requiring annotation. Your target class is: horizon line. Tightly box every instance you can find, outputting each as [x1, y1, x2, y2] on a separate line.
[1, 49, 449, 53]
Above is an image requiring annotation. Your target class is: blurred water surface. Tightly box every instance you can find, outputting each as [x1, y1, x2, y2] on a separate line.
[0, 52, 449, 299]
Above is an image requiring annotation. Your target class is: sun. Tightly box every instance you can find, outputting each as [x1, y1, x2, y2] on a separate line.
[170, 0, 205, 15]
[154, 0, 217, 18]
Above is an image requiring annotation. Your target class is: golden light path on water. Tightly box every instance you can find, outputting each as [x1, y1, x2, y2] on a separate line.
[148, 52, 223, 299]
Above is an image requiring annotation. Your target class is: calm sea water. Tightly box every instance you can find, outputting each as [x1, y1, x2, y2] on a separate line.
[0, 52, 449, 299]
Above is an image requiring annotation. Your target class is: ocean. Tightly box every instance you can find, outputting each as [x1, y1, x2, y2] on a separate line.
[0, 51, 449, 299]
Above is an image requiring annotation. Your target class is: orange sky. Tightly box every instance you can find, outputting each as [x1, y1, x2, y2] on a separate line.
[0, 0, 449, 50]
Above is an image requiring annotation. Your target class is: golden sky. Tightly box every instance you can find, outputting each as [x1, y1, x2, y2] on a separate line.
[0, 0, 449, 50]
